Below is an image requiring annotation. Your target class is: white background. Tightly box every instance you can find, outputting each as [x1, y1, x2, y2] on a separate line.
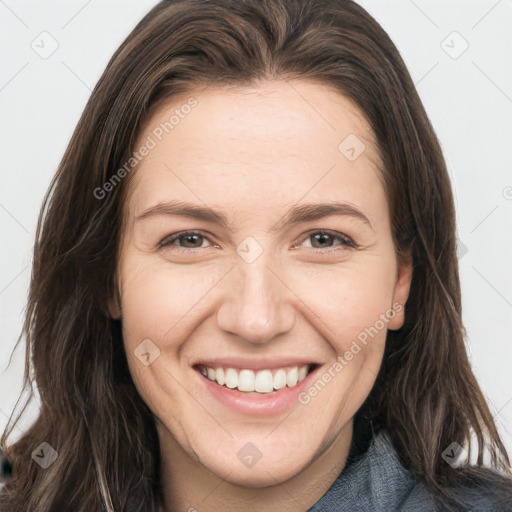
[1, 0, 511, 458]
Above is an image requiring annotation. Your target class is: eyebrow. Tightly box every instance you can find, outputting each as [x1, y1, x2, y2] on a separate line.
[135, 199, 375, 232]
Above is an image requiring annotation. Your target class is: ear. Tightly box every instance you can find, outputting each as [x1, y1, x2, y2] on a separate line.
[387, 251, 412, 331]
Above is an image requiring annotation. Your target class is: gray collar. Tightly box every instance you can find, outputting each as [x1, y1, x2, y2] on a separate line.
[307, 431, 437, 511]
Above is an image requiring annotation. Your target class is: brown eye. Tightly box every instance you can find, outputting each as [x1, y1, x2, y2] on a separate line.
[177, 233, 204, 248]
[310, 232, 335, 248]
[300, 230, 356, 250]
[159, 231, 212, 251]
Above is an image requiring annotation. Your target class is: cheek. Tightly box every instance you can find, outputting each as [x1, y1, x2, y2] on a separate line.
[289, 257, 397, 354]
[118, 255, 226, 348]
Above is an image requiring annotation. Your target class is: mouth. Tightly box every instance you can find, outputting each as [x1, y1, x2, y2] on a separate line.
[193, 363, 320, 396]
[192, 359, 322, 416]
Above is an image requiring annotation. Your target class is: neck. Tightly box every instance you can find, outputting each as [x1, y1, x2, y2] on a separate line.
[157, 420, 354, 512]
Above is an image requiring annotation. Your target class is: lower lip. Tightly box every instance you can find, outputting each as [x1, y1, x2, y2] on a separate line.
[194, 366, 319, 417]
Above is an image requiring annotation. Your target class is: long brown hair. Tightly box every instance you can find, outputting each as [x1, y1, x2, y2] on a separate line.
[1, 0, 511, 510]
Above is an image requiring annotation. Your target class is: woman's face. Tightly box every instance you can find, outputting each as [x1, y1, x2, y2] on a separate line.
[114, 80, 411, 486]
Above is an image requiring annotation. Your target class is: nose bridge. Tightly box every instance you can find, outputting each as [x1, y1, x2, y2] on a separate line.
[216, 246, 295, 344]
[240, 258, 274, 325]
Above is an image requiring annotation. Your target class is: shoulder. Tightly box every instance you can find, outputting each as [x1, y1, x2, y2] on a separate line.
[444, 464, 512, 512]
[308, 430, 512, 512]
[377, 433, 512, 512]
[381, 432, 512, 512]
[308, 431, 437, 511]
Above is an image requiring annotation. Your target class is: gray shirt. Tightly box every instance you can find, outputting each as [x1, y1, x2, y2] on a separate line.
[307, 430, 510, 511]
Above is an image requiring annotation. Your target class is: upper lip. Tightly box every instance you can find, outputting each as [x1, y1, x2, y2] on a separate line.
[192, 358, 320, 371]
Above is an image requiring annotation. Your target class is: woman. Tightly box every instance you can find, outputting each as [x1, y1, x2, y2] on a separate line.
[1, 0, 511, 510]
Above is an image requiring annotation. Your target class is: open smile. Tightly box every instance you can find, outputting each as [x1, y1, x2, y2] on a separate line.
[193, 362, 321, 416]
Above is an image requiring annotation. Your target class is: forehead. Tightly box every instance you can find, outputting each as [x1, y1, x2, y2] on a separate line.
[125, 80, 385, 219]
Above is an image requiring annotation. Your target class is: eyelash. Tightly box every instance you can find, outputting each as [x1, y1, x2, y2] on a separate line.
[158, 229, 358, 254]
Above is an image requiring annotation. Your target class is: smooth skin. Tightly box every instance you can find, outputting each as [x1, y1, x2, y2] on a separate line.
[110, 80, 412, 512]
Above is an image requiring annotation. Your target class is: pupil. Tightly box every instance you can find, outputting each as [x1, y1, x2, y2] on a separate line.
[184, 234, 201, 247]
[312, 233, 331, 248]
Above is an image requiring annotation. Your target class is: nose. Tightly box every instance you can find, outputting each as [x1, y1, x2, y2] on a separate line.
[216, 256, 296, 346]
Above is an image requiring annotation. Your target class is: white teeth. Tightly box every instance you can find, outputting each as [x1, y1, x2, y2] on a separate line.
[298, 365, 308, 381]
[225, 368, 238, 389]
[273, 369, 287, 390]
[286, 367, 298, 387]
[215, 368, 225, 386]
[238, 369, 255, 392]
[254, 370, 273, 393]
[199, 364, 311, 394]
